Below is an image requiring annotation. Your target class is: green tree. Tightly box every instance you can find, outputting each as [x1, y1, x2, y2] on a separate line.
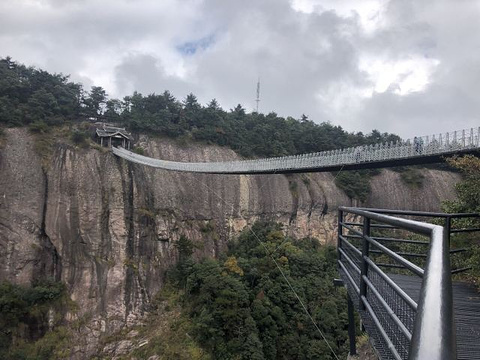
[26, 88, 60, 123]
[443, 155, 480, 213]
[169, 223, 348, 359]
[104, 98, 122, 122]
[84, 86, 107, 118]
[442, 155, 480, 284]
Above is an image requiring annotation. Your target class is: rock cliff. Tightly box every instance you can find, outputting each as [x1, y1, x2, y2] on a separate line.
[0, 128, 460, 357]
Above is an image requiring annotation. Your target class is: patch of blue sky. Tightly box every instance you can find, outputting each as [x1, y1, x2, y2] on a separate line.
[177, 34, 216, 56]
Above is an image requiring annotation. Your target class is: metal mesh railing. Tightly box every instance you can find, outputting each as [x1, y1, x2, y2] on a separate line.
[113, 127, 480, 173]
[366, 270, 414, 360]
[338, 207, 457, 360]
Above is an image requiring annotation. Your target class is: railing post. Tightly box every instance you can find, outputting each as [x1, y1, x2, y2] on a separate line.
[445, 216, 451, 247]
[347, 293, 357, 356]
[359, 216, 370, 309]
[338, 209, 344, 260]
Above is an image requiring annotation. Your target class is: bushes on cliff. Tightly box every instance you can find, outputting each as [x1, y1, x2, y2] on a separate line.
[71, 130, 88, 146]
[443, 155, 480, 214]
[392, 166, 425, 189]
[334, 169, 381, 202]
[0, 280, 69, 359]
[168, 223, 349, 359]
[440, 156, 480, 283]
[28, 121, 50, 134]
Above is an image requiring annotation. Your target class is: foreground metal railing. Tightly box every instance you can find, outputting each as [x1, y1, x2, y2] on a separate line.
[113, 127, 480, 174]
[338, 208, 480, 360]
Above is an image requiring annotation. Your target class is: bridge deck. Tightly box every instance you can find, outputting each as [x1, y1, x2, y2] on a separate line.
[389, 274, 480, 360]
[113, 127, 480, 174]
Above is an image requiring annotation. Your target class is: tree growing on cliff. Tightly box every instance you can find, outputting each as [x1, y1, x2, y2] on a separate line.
[83, 86, 107, 118]
[0, 280, 70, 359]
[442, 155, 480, 284]
[443, 155, 480, 214]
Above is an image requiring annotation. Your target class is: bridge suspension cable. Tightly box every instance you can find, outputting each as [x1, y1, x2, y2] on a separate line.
[113, 127, 480, 174]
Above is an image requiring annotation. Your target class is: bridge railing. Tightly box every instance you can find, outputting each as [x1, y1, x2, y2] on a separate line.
[113, 127, 480, 173]
[351, 208, 480, 275]
[337, 207, 467, 360]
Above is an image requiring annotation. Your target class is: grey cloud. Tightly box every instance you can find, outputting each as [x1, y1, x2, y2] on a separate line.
[114, 53, 191, 98]
[359, 84, 480, 136]
[0, 0, 478, 138]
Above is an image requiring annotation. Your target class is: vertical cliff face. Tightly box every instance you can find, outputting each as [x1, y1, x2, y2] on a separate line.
[0, 129, 461, 357]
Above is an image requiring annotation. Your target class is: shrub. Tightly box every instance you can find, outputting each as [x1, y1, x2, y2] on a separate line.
[29, 121, 49, 134]
[0, 280, 68, 358]
[335, 171, 371, 201]
[71, 130, 88, 145]
[392, 167, 425, 189]
[137, 207, 156, 220]
[400, 169, 425, 188]
[133, 146, 145, 155]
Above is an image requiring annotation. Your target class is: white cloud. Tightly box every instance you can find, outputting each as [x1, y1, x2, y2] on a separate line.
[359, 55, 440, 95]
[290, 0, 389, 33]
[0, 0, 478, 138]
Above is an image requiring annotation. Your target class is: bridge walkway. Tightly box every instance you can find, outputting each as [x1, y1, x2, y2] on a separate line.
[391, 274, 480, 360]
[113, 127, 480, 174]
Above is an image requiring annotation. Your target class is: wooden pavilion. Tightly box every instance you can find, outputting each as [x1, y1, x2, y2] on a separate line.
[95, 124, 133, 149]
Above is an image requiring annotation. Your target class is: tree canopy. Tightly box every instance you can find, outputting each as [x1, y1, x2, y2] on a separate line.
[168, 223, 350, 359]
[0, 57, 400, 159]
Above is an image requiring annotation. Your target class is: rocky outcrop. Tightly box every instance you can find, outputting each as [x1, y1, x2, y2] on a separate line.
[0, 128, 461, 358]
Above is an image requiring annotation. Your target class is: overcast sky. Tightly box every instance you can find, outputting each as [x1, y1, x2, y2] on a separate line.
[1, 0, 479, 138]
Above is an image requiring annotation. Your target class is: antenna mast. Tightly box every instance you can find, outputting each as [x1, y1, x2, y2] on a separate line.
[255, 78, 260, 113]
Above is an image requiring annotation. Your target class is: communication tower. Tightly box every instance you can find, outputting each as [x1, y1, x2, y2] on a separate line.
[255, 78, 260, 113]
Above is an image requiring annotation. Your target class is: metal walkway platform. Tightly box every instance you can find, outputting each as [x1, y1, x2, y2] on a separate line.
[391, 274, 480, 360]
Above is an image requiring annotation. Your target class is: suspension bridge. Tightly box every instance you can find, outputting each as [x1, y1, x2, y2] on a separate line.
[113, 126, 480, 360]
[113, 127, 480, 174]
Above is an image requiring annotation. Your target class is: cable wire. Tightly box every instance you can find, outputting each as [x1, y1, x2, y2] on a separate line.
[194, 173, 341, 360]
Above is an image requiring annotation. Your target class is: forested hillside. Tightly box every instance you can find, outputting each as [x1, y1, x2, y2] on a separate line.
[0, 57, 399, 158]
[124, 223, 349, 360]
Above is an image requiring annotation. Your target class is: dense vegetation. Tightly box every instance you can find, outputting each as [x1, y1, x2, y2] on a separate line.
[334, 169, 381, 201]
[0, 280, 72, 359]
[165, 223, 349, 360]
[442, 156, 480, 282]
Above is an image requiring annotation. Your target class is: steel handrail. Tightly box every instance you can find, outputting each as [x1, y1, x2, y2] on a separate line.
[355, 207, 480, 219]
[339, 207, 457, 360]
[366, 236, 424, 277]
[408, 225, 456, 360]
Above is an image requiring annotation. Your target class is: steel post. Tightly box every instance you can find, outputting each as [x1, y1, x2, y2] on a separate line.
[338, 209, 344, 261]
[347, 293, 357, 356]
[359, 216, 371, 309]
[445, 216, 451, 247]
